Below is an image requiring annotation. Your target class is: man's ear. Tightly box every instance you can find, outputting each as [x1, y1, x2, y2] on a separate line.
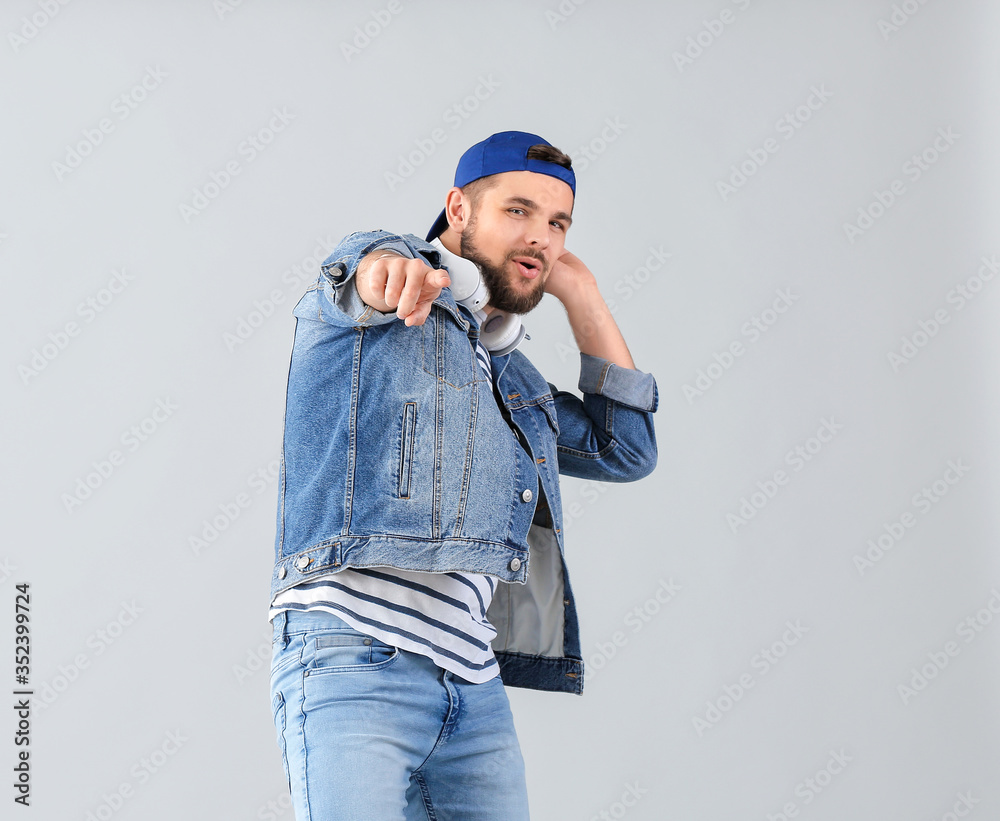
[444, 186, 470, 234]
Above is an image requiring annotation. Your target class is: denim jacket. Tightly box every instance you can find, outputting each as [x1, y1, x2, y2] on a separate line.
[271, 229, 658, 694]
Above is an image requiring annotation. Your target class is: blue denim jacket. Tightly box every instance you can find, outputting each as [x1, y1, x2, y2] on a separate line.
[271, 229, 658, 694]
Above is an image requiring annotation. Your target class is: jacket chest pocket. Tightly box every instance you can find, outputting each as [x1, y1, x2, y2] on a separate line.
[397, 403, 417, 499]
[508, 397, 559, 462]
[421, 309, 483, 389]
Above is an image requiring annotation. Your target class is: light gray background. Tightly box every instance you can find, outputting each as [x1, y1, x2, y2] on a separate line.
[3, 1, 999, 819]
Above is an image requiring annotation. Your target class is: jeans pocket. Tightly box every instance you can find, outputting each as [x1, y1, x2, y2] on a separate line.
[270, 633, 304, 679]
[304, 633, 401, 675]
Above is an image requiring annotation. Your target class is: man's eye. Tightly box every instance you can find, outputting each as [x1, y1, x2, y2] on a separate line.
[509, 208, 525, 215]
[551, 222, 565, 231]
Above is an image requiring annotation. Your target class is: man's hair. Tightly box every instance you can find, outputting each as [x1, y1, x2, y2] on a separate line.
[460, 143, 573, 208]
[525, 143, 572, 170]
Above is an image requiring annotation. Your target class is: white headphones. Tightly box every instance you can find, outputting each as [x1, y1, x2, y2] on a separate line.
[430, 237, 526, 356]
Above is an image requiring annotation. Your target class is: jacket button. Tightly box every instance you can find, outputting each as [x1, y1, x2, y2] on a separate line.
[509, 558, 521, 571]
[277, 567, 287, 580]
[520, 488, 533, 503]
[295, 555, 311, 570]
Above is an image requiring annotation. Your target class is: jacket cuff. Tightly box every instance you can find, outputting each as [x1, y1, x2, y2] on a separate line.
[323, 239, 414, 325]
[322, 237, 415, 284]
[578, 353, 658, 412]
[332, 279, 396, 325]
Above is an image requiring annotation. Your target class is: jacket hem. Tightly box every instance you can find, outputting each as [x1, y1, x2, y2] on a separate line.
[495, 650, 584, 695]
[270, 534, 530, 600]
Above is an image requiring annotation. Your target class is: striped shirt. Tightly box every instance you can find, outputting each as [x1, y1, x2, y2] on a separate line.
[269, 339, 504, 684]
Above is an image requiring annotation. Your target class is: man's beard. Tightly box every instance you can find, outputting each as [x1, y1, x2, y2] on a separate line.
[459, 216, 548, 315]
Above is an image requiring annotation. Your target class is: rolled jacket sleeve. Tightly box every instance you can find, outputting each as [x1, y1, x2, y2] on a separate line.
[578, 353, 658, 412]
[548, 353, 659, 482]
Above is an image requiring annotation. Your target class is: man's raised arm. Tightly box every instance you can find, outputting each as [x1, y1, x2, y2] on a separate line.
[544, 249, 636, 369]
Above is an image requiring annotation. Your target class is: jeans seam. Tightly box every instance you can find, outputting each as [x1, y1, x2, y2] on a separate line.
[411, 672, 458, 778]
[296, 670, 313, 821]
[412, 770, 438, 821]
[272, 692, 293, 798]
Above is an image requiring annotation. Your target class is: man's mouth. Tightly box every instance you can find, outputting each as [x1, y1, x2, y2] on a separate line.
[512, 256, 542, 279]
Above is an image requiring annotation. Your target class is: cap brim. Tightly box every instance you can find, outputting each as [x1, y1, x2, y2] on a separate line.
[426, 209, 449, 242]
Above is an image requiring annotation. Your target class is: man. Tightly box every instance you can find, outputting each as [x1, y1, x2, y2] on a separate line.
[268, 131, 658, 820]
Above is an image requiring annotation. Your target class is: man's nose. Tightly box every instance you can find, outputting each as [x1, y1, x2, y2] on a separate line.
[523, 217, 550, 248]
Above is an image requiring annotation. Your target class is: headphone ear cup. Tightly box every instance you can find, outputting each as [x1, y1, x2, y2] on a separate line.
[479, 311, 525, 356]
[428, 236, 528, 355]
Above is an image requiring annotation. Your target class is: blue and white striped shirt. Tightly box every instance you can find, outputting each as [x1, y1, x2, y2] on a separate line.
[269, 339, 504, 684]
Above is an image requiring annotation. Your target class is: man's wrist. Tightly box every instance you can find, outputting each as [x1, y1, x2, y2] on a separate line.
[356, 250, 405, 311]
[357, 250, 403, 280]
[367, 251, 404, 265]
[552, 272, 601, 311]
[546, 266, 598, 306]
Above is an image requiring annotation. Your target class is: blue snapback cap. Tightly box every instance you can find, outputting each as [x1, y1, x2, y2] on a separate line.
[426, 130, 575, 242]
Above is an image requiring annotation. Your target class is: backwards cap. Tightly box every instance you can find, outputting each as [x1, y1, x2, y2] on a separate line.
[426, 130, 576, 242]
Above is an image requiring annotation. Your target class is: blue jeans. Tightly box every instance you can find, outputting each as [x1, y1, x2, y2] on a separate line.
[269, 609, 531, 820]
